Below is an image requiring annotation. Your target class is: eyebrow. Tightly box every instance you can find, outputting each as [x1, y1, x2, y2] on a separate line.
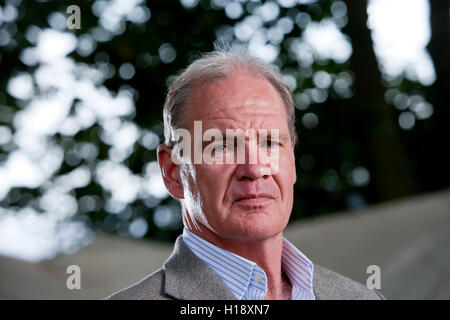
[201, 131, 291, 146]
[275, 133, 290, 142]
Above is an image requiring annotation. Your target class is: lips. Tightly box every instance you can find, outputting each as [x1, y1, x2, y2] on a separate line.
[233, 193, 275, 205]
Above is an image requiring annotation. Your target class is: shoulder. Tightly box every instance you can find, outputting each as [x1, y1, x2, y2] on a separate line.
[313, 265, 386, 300]
[104, 268, 171, 300]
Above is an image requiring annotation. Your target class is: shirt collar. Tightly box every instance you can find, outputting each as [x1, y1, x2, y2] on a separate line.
[182, 228, 315, 300]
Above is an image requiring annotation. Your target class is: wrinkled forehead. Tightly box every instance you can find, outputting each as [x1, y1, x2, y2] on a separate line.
[181, 71, 287, 127]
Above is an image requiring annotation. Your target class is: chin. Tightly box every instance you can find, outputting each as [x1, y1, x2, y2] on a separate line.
[233, 216, 286, 241]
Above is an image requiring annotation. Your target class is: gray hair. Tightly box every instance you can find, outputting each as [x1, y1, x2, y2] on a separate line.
[163, 50, 298, 148]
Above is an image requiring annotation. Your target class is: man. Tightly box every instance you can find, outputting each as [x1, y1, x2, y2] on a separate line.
[107, 51, 385, 300]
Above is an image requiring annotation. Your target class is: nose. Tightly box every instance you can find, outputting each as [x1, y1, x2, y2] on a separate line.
[234, 142, 273, 181]
[230, 136, 279, 181]
[235, 163, 271, 181]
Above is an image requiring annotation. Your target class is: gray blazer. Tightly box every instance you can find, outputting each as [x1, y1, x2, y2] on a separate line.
[106, 235, 385, 300]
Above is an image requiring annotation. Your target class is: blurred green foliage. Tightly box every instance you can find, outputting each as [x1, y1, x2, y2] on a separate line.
[0, 0, 449, 244]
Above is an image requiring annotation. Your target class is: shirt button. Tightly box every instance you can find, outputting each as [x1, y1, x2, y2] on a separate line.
[254, 273, 263, 283]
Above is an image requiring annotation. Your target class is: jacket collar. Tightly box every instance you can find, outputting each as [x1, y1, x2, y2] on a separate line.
[163, 235, 237, 300]
[163, 235, 332, 300]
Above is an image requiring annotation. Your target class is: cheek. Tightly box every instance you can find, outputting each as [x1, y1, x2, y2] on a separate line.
[274, 154, 296, 207]
[195, 164, 232, 202]
[291, 156, 297, 184]
[179, 164, 200, 206]
[278, 152, 296, 184]
[196, 164, 226, 184]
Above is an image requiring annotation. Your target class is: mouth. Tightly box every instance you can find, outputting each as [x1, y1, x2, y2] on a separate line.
[233, 194, 275, 206]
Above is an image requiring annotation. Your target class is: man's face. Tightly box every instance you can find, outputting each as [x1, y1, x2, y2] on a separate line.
[177, 70, 296, 241]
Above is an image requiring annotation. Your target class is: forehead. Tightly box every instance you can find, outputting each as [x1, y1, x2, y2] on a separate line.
[184, 70, 288, 131]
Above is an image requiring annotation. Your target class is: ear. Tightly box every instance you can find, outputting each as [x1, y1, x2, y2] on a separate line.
[157, 144, 184, 199]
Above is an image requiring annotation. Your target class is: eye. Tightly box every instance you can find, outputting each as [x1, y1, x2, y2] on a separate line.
[261, 140, 280, 148]
[212, 144, 229, 153]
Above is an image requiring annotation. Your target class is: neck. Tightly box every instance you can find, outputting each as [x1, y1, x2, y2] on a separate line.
[184, 219, 291, 299]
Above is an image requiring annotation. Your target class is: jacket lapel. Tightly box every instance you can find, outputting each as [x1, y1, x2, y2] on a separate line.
[163, 235, 237, 300]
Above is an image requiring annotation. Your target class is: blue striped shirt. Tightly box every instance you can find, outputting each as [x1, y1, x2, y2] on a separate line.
[182, 228, 315, 300]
